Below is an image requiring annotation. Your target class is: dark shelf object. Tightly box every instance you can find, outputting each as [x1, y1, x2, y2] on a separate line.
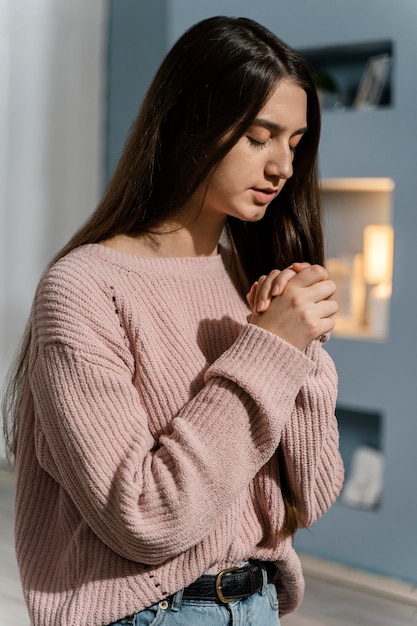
[336, 405, 382, 477]
[299, 41, 394, 111]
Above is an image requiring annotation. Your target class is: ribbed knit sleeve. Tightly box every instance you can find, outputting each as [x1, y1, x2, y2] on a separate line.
[29, 253, 315, 566]
[279, 337, 344, 526]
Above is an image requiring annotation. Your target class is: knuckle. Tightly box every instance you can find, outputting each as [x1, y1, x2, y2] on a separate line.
[290, 294, 303, 310]
[265, 269, 281, 285]
[309, 323, 322, 340]
[298, 308, 320, 336]
[311, 264, 327, 279]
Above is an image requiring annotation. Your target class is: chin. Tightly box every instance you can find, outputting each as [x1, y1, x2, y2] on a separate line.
[245, 208, 268, 222]
[227, 204, 268, 222]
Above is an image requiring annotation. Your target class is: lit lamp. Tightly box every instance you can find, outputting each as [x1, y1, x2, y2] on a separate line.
[363, 224, 394, 337]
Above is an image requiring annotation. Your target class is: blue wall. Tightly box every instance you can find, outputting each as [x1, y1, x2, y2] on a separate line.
[107, 0, 417, 584]
[106, 0, 168, 177]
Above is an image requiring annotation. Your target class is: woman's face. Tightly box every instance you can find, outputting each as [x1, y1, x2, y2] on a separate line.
[196, 79, 308, 224]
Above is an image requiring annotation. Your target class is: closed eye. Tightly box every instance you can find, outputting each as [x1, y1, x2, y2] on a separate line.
[247, 136, 268, 149]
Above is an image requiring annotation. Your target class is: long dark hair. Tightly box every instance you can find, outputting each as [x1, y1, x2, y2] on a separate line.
[3, 16, 323, 536]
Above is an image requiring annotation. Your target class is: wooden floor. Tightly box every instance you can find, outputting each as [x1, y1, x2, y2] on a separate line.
[282, 576, 417, 625]
[1, 468, 416, 626]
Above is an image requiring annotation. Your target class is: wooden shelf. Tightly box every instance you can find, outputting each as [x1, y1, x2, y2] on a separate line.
[321, 178, 395, 193]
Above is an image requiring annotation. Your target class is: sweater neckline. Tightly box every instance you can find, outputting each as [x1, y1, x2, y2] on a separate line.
[80, 243, 229, 277]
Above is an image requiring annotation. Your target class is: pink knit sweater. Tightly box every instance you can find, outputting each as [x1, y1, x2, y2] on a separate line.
[15, 243, 344, 626]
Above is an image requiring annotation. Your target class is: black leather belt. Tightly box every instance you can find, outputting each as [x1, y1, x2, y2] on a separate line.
[181, 561, 274, 604]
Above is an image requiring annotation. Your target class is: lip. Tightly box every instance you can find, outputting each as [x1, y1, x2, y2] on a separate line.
[251, 188, 278, 205]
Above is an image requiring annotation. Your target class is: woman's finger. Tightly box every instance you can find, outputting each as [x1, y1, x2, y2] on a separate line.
[270, 262, 310, 296]
[246, 281, 258, 309]
[282, 264, 330, 289]
[254, 275, 268, 312]
[256, 271, 281, 312]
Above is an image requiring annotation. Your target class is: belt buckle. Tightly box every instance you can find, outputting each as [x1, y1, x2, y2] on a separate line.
[215, 566, 242, 604]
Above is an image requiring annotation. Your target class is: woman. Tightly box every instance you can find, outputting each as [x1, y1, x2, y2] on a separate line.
[3, 15, 344, 626]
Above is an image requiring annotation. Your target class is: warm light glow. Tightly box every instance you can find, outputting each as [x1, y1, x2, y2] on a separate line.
[363, 224, 394, 284]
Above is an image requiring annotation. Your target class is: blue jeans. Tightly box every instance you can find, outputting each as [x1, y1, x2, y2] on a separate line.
[108, 582, 280, 625]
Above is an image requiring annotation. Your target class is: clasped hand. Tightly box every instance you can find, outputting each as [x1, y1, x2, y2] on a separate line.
[247, 262, 338, 351]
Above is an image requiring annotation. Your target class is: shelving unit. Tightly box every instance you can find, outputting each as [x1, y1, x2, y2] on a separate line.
[283, 2, 417, 583]
[293, 40, 398, 554]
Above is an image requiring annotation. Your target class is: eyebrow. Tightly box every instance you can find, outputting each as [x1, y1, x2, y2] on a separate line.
[251, 117, 308, 136]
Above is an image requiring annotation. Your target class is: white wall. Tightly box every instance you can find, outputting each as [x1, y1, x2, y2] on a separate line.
[0, 0, 108, 457]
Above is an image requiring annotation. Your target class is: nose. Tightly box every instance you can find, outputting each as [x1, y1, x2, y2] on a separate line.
[265, 143, 294, 183]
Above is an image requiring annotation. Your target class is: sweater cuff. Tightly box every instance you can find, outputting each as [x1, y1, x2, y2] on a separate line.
[205, 323, 314, 416]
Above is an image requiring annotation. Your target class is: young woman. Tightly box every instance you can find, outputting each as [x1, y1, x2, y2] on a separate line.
[3, 15, 344, 626]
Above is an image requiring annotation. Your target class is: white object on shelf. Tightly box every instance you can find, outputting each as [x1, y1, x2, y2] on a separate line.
[351, 253, 366, 328]
[342, 445, 384, 509]
[353, 53, 392, 110]
[363, 224, 394, 337]
[368, 282, 392, 337]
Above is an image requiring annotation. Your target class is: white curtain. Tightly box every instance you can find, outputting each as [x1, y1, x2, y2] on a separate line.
[0, 0, 108, 456]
